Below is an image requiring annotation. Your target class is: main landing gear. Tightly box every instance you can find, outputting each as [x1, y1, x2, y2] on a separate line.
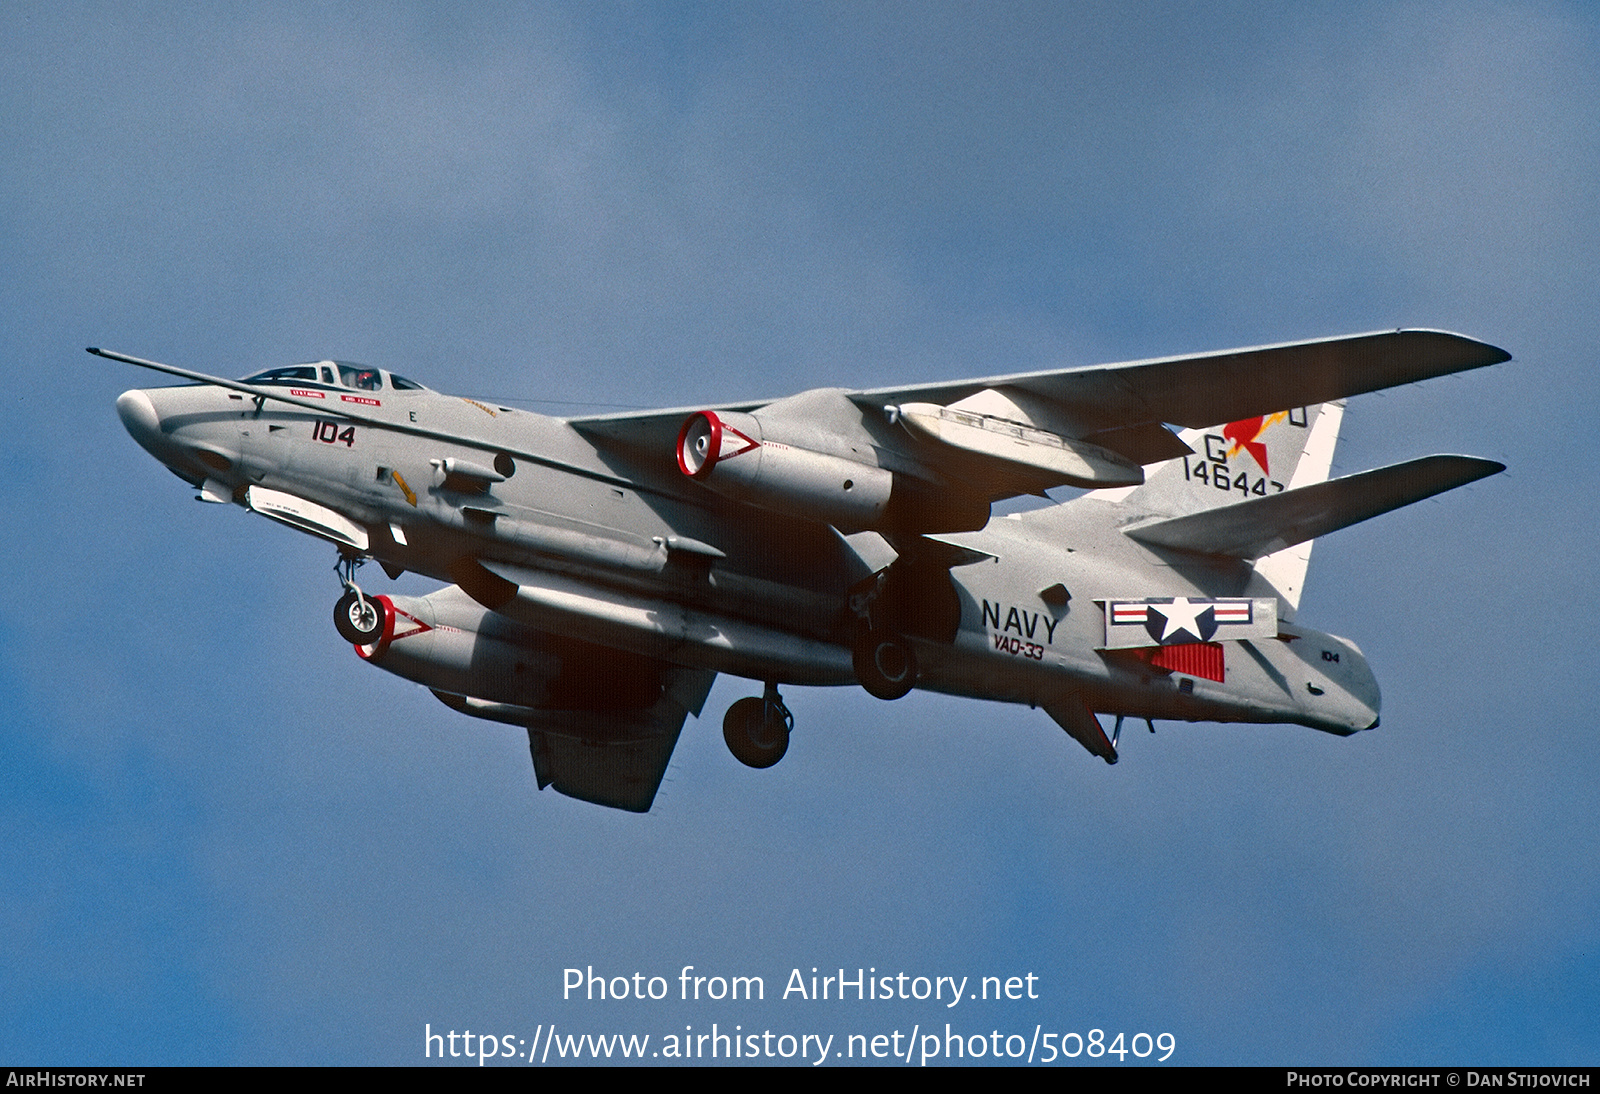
[332, 552, 383, 645]
[852, 629, 917, 701]
[845, 565, 926, 701]
[723, 683, 793, 769]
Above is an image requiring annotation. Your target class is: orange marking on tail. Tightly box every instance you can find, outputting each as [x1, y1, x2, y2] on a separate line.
[1223, 411, 1287, 473]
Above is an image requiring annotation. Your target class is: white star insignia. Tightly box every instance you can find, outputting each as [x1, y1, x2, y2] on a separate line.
[1157, 597, 1208, 642]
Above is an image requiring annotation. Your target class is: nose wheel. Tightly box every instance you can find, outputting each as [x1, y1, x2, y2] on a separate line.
[332, 551, 383, 645]
[334, 589, 383, 644]
[723, 684, 792, 769]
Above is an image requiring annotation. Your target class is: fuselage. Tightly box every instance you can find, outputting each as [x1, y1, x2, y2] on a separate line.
[118, 365, 1381, 741]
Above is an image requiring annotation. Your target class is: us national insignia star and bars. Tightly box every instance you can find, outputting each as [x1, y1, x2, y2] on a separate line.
[1099, 597, 1279, 650]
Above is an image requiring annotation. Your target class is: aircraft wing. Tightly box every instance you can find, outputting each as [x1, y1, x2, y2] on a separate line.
[569, 330, 1508, 498]
[522, 671, 709, 813]
[853, 328, 1509, 431]
[434, 664, 715, 813]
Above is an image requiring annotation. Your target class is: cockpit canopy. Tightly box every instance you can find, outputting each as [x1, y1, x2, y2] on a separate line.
[242, 360, 427, 393]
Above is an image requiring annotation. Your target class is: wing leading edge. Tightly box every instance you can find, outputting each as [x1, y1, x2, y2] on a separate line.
[853, 328, 1510, 431]
[569, 331, 1508, 501]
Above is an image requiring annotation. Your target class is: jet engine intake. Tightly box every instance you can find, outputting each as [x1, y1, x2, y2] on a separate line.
[677, 410, 893, 532]
[350, 588, 664, 712]
[676, 410, 986, 533]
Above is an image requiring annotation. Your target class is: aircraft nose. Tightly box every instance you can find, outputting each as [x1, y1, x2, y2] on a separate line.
[117, 388, 165, 453]
[118, 388, 159, 439]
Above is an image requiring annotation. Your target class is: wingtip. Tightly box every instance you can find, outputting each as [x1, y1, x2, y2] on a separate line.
[1430, 454, 1508, 487]
[1397, 328, 1513, 366]
[1458, 455, 1508, 477]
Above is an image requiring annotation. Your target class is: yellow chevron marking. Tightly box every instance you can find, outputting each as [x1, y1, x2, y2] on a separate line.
[391, 469, 417, 507]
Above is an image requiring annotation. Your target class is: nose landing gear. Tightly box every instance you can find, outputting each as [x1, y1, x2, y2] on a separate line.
[723, 683, 793, 769]
[332, 552, 383, 645]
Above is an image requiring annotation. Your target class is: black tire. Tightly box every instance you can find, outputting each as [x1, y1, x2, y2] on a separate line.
[723, 696, 791, 769]
[334, 590, 384, 645]
[854, 630, 917, 700]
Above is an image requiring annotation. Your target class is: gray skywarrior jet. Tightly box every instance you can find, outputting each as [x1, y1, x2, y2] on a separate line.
[102, 330, 1508, 812]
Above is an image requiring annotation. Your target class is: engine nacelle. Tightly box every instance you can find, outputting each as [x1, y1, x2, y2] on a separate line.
[677, 410, 894, 533]
[352, 587, 663, 712]
[676, 410, 987, 533]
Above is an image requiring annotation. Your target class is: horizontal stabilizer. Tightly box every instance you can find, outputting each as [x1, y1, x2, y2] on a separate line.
[1123, 455, 1504, 558]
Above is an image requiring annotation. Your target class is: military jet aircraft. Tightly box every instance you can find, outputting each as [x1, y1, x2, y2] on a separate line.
[101, 329, 1508, 812]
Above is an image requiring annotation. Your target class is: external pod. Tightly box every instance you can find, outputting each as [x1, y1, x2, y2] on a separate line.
[353, 592, 558, 709]
[676, 410, 894, 533]
[350, 589, 669, 713]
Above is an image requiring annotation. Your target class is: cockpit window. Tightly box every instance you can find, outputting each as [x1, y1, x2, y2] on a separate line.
[244, 360, 427, 393]
[243, 366, 321, 386]
[336, 363, 383, 391]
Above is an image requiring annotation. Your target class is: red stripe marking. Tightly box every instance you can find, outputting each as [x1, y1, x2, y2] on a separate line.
[1148, 642, 1225, 682]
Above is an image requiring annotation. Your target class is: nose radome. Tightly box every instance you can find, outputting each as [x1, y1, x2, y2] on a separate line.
[117, 388, 161, 448]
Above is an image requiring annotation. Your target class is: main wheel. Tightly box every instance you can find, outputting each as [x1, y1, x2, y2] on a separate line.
[853, 630, 917, 700]
[723, 696, 791, 769]
[334, 590, 384, 645]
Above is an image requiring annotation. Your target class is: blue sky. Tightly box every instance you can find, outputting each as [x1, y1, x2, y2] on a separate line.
[3, 1, 1597, 1065]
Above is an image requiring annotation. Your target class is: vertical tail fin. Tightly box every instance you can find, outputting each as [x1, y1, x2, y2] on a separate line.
[1245, 402, 1343, 614]
[1085, 401, 1345, 616]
